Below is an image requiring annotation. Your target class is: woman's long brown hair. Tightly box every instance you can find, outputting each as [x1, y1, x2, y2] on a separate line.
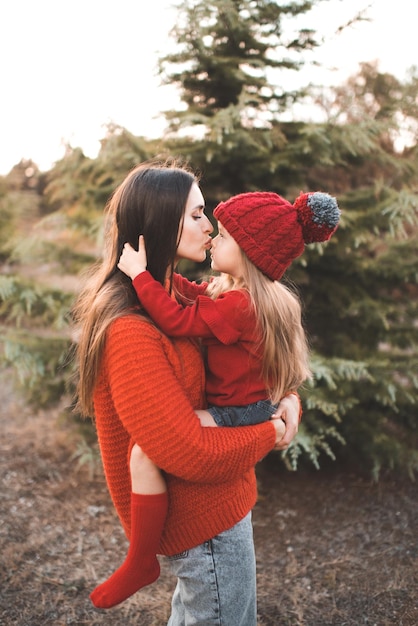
[72, 160, 197, 417]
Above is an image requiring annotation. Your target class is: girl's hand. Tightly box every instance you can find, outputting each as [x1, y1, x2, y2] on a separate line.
[117, 235, 147, 280]
[272, 393, 300, 450]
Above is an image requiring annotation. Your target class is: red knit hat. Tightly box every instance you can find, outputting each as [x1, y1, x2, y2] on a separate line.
[213, 191, 340, 280]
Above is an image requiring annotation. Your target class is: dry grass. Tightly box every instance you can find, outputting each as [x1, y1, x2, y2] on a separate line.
[1, 367, 417, 625]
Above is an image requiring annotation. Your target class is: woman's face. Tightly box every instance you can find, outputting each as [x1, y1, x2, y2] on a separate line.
[176, 183, 213, 263]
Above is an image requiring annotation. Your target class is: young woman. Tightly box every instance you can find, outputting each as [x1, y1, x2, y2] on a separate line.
[90, 183, 340, 610]
[73, 160, 301, 624]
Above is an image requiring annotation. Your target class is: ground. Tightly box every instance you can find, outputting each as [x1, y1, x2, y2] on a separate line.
[0, 368, 417, 626]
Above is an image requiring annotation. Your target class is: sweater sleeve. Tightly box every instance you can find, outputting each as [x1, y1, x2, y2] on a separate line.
[132, 271, 241, 344]
[105, 316, 276, 484]
[173, 272, 208, 302]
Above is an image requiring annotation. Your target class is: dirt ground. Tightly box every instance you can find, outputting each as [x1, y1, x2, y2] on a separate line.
[1, 368, 417, 626]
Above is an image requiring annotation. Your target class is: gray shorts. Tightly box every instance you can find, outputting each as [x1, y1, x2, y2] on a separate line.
[208, 399, 277, 427]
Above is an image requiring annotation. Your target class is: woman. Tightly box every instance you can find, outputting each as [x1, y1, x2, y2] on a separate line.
[73, 159, 301, 624]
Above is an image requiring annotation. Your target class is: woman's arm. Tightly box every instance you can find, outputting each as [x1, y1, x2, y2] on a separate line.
[105, 316, 278, 484]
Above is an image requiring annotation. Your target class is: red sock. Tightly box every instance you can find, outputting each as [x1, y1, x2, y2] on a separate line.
[90, 491, 168, 609]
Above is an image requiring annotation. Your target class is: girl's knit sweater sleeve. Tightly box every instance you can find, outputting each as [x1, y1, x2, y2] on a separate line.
[173, 272, 208, 301]
[104, 315, 276, 484]
[132, 271, 241, 344]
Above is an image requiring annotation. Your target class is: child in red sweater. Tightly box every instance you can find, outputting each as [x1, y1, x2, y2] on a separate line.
[90, 189, 340, 608]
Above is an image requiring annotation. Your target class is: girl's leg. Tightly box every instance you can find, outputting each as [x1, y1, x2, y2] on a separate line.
[90, 444, 168, 609]
[195, 408, 218, 427]
[166, 512, 257, 626]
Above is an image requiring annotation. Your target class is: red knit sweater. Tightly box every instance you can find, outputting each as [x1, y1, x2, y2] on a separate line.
[93, 314, 276, 556]
[133, 271, 267, 406]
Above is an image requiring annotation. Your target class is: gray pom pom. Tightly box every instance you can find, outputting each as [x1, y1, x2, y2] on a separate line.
[308, 192, 340, 228]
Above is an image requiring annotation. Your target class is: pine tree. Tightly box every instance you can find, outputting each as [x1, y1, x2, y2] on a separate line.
[0, 128, 160, 407]
[160, 0, 320, 123]
[160, 4, 418, 476]
[1, 2, 416, 477]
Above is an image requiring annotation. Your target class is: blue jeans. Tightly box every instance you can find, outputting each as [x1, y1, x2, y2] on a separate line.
[166, 512, 257, 625]
[208, 399, 277, 427]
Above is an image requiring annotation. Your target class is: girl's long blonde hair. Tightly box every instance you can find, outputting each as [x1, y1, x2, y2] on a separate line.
[207, 251, 311, 404]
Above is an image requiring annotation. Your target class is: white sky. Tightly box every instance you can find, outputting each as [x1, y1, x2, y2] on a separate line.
[0, 0, 416, 175]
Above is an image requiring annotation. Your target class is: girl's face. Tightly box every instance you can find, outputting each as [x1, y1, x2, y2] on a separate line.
[210, 221, 244, 278]
[176, 183, 213, 263]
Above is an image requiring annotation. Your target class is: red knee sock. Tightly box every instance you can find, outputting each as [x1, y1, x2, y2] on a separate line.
[90, 491, 168, 609]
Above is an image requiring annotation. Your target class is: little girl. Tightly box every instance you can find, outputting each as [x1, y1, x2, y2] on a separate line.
[90, 189, 340, 609]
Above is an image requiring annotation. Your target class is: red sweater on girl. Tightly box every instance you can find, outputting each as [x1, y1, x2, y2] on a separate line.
[132, 271, 266, 406]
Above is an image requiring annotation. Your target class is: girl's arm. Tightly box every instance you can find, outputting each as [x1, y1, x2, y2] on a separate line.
[132, 271, 242, 343]
[118, 234, 241, 343]
[118, 237, 226, 339]
[117, 237, 208, 301]
[173, 272, 208, 302]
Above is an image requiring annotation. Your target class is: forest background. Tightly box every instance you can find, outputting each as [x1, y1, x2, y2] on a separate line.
[0, 2, 417, 623]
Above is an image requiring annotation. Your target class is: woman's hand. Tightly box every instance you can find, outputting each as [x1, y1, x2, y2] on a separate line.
[271, 393, 300, 450]
[118, 235, 147, 280]
[272, 416, 286, 446]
